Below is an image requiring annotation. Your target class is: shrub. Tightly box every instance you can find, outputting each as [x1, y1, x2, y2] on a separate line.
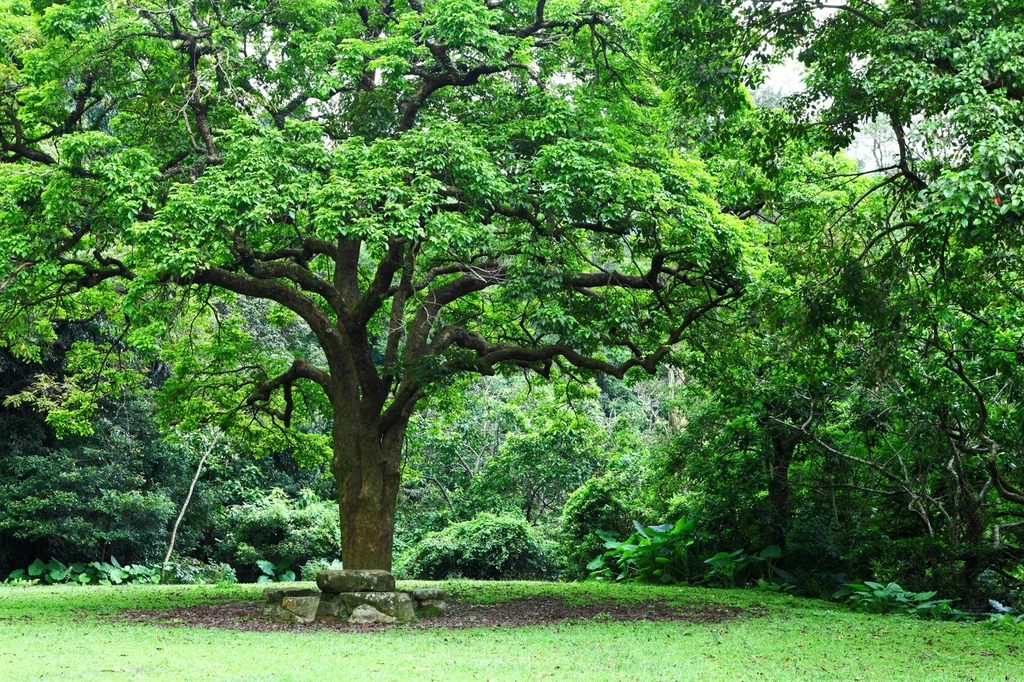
[587, 518, 706, 584]
[865, 536, 961, 595]
[256, 557, 297, 583]
[8, 557, 159, 585]
[980, 602, 1024, 632]
[703, 545, 783, 588]
[163, 556, 237, 585]
[0, 411, 180, 573]
[837, 581, 955, 618]
[399, 514, 555, 580]
[301, 558, 344, 581]
[588, 515, 788, 588]
[217, 489, 340, 582]
[559, 476, 631, 580]
[7, 556, 239, 586]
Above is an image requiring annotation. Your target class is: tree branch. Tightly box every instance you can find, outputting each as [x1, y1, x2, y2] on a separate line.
[247, 356, 333, 418]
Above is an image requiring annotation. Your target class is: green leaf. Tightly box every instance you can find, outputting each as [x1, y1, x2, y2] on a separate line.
[632, 520, 651, 538]
[772, 567, 796, 583]
[671, 518, 697, 536]
[47, 560, 68, 582]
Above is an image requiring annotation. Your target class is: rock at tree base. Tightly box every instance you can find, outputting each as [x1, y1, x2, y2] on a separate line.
[340, 591, 415, 622]
[317, 570, 395, 593]
[261, 595, 320, 623]
[282, 596, 320, 623]
[261, 587, 321, 623]
[316, 592, 348, 620]
[348, 604, 395, 624]
[258, 579, 444, 624]
[416, 599, 447, 617]
[411, 588, 445, 601]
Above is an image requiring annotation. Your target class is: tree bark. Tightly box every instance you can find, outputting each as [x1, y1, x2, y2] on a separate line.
[331, 405, 407, 571]
[667, 367, 684, 435]
[768, 435, 797, 548]
[947, 448, 987, 588]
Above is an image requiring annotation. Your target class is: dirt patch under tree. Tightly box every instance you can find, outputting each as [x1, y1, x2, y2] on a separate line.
[116, 596, 749, 633]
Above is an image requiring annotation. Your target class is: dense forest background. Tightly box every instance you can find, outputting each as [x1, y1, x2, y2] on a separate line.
[3, 262, 1022, 606]
[1, 0, 1022, 613]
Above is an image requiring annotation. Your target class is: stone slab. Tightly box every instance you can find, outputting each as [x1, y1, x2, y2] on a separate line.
[411, 588, 445, 601]
[317, 570, 395, 593]
[260, 603, 283, 619]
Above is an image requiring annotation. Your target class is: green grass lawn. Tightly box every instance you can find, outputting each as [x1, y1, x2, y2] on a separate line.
[0, 580, 1019, 681]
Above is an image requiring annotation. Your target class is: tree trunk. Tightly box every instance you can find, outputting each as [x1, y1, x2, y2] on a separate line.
[667, 367, 684, 435]
[947, 449, 987, 589]
[768, 435, 797, 548]
[331, 408, 406, 571]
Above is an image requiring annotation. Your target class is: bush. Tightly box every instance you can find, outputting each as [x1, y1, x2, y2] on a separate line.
[256, 557, 296, 583]
[559, 476, 632, 580]
[703, 545, 783, 588]
[8, 557, 159, 585]
[399, 514, 555, 580]
[0, 407, 180, 573]
[587, 518, 707, 584]
[217, 489, 340, 582]
[865, 535, 962, 595]
[164, 556, 237, 585]
[301, 558, 344, 581]
[838, 581, 955, 619]
[587, 515, 788, 588]
[980, 602, 1024, 632]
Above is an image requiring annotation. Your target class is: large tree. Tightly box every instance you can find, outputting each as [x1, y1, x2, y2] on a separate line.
[652, 0, 1024, 584]
[0, 0, 748, 569]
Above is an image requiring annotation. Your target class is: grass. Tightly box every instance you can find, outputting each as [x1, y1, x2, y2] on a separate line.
[0, 580, 1020, 681]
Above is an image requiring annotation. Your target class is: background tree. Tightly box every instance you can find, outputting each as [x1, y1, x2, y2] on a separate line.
[401, 375, 601, 525]
[0, 316, 338, 579]
[649, 0, 1024, 596]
